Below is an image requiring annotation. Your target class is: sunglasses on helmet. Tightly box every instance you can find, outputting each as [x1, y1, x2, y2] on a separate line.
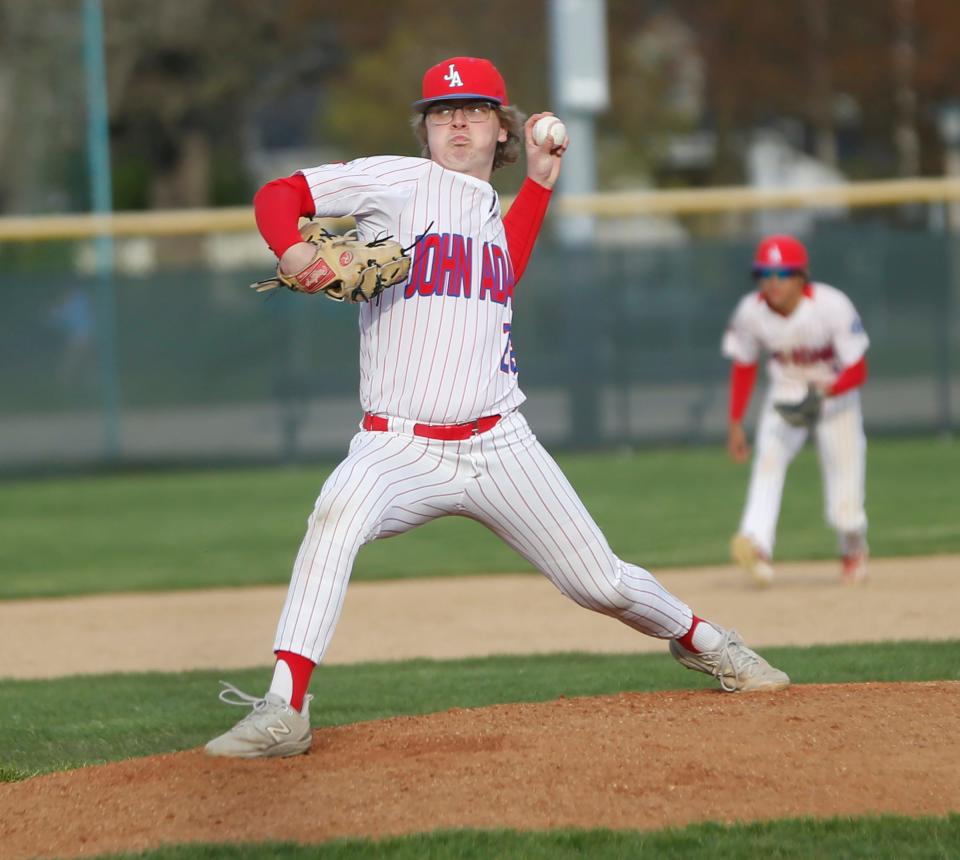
[752, 267, 803, 280]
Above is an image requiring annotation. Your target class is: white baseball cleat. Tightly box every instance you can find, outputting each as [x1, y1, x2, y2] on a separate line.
[841, 551, 869, 585]
[730, 533, 775, 588]
[204, 682, 313, 758]
[669, 628, 790, 692]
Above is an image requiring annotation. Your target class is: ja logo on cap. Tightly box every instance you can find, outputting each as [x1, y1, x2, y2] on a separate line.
[443, 63, 464, 88]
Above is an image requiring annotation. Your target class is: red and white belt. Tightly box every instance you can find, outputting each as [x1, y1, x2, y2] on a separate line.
[362, 412, 502, 441]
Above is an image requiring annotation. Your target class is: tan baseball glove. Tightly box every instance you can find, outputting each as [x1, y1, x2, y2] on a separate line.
[250, 222, 412, 303]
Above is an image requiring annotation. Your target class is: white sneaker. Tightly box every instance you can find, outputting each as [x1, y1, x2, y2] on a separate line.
[204, 682, 313, 758]
[669, 628, 790, 692]
[731, 533, 774, 588]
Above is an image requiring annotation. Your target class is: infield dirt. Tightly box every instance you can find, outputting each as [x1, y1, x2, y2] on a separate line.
[1, 554, 957, 679]
[2, 683, 959, 860]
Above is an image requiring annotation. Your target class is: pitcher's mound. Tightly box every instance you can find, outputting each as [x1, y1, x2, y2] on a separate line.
[3, 682, 959, 860]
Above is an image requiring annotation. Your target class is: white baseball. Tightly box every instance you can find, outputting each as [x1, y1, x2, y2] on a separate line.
[532, 116, 567, 148]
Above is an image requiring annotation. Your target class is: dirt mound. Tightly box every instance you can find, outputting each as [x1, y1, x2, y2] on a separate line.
[2, 681, 958, 860]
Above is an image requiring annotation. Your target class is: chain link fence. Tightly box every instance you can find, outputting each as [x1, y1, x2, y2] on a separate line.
[1, 212, 956, 472]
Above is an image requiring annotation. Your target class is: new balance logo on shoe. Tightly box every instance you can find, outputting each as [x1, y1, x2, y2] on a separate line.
[266, 721, 292, 742]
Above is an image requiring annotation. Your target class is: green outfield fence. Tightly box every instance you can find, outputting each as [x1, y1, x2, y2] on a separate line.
[1, 190, 958, 472]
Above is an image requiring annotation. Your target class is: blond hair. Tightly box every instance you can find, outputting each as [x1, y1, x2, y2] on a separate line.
[410, 103, 526, 172]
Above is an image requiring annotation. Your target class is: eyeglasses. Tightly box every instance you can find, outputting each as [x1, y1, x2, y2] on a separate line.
[752, 267, 803, 280]
[424, 101, 496, 126]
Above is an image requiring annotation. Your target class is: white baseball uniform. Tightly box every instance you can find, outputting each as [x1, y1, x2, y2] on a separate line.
[272, 156, 694, 662]
[722, 282, 870, 559]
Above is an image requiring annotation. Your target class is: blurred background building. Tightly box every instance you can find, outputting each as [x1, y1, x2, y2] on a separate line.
[0, 0, 958, 470]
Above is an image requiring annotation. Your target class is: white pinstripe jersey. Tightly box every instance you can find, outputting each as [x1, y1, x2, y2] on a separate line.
[722, 282, 869, 401]
[300, 156, 523, 424]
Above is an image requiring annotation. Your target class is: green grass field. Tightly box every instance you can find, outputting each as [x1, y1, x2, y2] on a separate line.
[74, 818, 960, 860]
[0, 436, 957, 599]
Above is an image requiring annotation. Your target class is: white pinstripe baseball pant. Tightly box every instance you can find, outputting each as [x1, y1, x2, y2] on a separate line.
[273, 410, 694, 662]
[738, 390, 867, 558]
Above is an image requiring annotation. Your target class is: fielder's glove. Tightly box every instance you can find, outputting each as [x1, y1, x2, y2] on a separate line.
[250, 222, 411, 303]
[774, 384, 823, 429]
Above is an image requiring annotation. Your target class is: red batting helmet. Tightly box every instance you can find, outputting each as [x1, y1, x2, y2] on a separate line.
[753, 235, 809, 273]
[413, 57, 508, 110]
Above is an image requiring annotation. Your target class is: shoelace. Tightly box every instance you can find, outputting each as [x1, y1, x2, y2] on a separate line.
[216, 680, 312, 718]
[712, 631, 762, 693]
[217, 680, 265, 707]
[215, 681, 276, 726]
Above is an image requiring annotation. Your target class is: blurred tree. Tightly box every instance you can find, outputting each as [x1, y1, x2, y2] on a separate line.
[5, 0, 960, 219]
[804, 0, 837, 167]
[104, 0, 338, 209]
[834, 0, 960, 178]
[672, 0, 960, 184]
[602, 1, 705, 188]
[0, 1, 89, 214]
[913, 0, 960, 175]
[673, 0, 815, 184]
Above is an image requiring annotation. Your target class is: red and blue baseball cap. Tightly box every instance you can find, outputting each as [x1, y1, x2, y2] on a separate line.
[413, 56, 508, 110]
[753, 234, 809, 272]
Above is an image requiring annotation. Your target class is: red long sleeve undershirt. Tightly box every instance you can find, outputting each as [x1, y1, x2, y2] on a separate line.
[253, 174, 317, 258]
[729, 362, 758, 422]
[829, 356, 868, 395]
[503, 177, 553, 283]
[728, 356, 869, 422]
[252, 172, 553, 280]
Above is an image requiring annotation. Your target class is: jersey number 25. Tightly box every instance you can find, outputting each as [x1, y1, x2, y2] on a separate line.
[500, 323, 518, 374]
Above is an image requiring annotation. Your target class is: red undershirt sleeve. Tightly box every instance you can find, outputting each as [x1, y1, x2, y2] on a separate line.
[503, 178, 553, 284]
[729, 362, 758, 422]
[253, 174, 317, 258]
[829, 356, 868, 396]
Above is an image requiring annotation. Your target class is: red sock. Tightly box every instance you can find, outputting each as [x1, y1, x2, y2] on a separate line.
[676, 615, 705, 653]
[274, 650, 316, 711]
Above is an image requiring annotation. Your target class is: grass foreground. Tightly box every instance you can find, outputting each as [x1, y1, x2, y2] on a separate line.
[0, 435, 958, 599]
[79, 815, 960, 860]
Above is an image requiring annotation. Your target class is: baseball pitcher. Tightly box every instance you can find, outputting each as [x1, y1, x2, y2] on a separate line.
[205, 57, 790, 759]
[724, 234, 870, 587]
